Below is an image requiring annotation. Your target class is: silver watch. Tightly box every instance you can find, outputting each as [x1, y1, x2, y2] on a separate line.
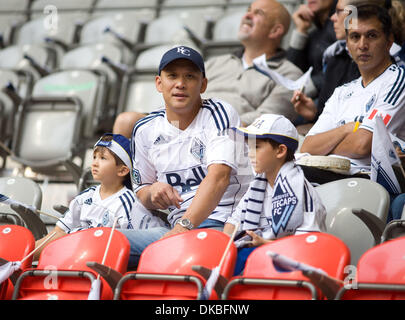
[176, 218, 194, 230]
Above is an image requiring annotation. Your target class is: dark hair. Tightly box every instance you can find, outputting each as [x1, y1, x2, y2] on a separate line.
[345, 4, 393, 39]
[265, 138, 295, 162]
[94, 135, 132, 190]
[348, 0, 405, 44]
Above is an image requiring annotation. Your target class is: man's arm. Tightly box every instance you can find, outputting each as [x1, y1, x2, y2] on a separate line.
[301, 122, 355, 155]
[331, 128, 373, 158]
[162, 163, 231, 238]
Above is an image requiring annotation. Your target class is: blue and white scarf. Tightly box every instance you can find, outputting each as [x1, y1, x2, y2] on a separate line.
[229, 162, 325, 244]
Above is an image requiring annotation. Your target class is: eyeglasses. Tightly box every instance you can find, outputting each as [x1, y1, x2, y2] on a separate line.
[335, 7, 350, 16]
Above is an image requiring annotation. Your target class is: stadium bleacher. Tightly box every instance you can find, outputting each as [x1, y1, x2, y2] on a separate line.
[0, 0, 404, 302]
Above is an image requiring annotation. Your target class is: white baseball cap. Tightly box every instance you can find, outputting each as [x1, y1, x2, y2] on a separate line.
[232, 114, 299, 151]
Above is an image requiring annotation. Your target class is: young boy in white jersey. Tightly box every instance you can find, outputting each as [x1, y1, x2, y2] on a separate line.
[224, 114, 327, 275]
[34, 133, 165, 260]
[119, 46, 252, 268]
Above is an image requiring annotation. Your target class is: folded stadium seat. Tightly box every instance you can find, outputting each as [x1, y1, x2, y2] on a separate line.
[0, 43, 56, 82]
[12, 227, 130, 300]
[159, 0, 227, 40]
[79, 11, 148, 66]
[201, 9, 245, 59]
[114, 229, 237, 300]
[10, 95, 85, 186]
[60, 43, 125, 129]
[31, 69, 107, 144]
[315, 178, 390, 266]
[336, 237, 405, 300]
[117, 73, 165, 116]
[134, 44, 176, 72]
[0, 224, 35, 300]
[226, 0, 299, 13]
[0, 69, 33, 148]
[29, 0, 94, 22]
[380, 219, 405, 243]
[0, 176, 46, 239]
[137, 11, 212, 54]
[222, 232, 350, 300]
[14, 15, 80, 68]
[161, 0, 227, 6]
[0, 46, 50, 156]
[0, 12, 27, 48]
[92, 0, 158, 22]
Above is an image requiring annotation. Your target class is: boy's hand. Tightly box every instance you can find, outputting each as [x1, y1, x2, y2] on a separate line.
[149, 182, 183, 210]
[245, 230, 271, 247]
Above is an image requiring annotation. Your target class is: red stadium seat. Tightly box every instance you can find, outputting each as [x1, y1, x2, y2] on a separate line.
[114, 229, 237, 300]
[12, 227, 130, 300]
[336, 237, 405, 300]
[222, 232, 350, 300]
[0, 225, 35, 300]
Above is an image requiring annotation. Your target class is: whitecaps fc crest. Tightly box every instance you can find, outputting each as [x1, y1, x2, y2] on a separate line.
[190, 137, 206, 162]
[271, 176, 298, 236]
[365, 94, 376, 112]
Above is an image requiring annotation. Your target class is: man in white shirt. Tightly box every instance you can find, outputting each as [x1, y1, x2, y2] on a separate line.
[119, 46, 252, 267]
[300, 4, 405, 183]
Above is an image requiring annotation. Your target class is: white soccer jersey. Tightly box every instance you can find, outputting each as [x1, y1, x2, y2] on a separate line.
[307, 64, 405, 171]
[56, 185, 137, 233]
[131, 98, 252, 226]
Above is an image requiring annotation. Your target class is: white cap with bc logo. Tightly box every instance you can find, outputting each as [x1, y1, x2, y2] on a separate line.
[232, 114, 299, 152]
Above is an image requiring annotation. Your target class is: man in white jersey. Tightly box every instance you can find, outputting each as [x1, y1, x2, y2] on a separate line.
[119, 46, 252, 268]
[300, 4, 405, 183]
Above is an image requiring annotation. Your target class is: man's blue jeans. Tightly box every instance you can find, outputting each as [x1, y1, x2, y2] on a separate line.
[388, 193, 405, 222]
[119, 219, 224, 268]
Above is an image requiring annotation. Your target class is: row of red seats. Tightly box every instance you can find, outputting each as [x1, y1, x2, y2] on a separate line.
[1, 224, 404, 300]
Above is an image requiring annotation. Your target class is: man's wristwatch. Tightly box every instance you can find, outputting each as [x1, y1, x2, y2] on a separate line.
[176, 218, 194, 230]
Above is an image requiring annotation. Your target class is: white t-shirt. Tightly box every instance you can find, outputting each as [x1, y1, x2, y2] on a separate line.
[131, 98, 253, 226]
[57, 185, 138, 233]
[307, 64, 405, 172]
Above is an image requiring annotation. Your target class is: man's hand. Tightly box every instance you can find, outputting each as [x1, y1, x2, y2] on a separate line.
[161, 223, 188, 239]
[144, 182, 183, 210]
[291, 91, 317, 121]
[292, 4, 314, 34]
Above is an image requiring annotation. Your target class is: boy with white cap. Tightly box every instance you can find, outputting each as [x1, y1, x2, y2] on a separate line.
[33, 133, 165, 260]
[223, 114, 327, 274]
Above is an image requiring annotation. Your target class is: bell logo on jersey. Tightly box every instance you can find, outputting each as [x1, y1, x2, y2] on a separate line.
[166, 166, 206, 193]
[367, 109, 392, 126]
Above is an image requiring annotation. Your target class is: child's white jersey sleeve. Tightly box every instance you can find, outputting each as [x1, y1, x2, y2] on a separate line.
[56, 186, 97, 233]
